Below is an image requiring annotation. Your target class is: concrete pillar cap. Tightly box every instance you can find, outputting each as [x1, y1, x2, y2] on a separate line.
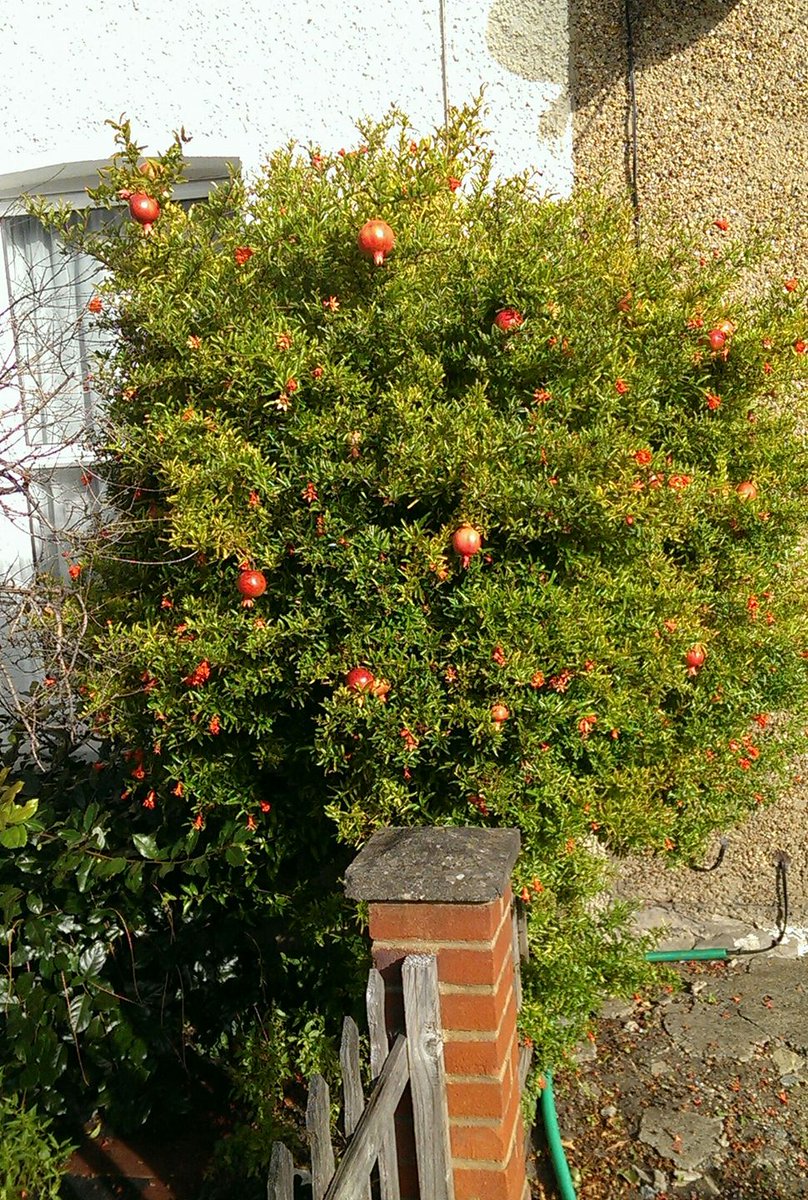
[345, 826, 520, 904]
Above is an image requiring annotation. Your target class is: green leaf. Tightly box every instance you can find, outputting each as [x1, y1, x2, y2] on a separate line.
[132, 833, 160, 859]
[1, 797, 38, 825]
[78, 943, 106, 978]
[0, 826, 28, 849]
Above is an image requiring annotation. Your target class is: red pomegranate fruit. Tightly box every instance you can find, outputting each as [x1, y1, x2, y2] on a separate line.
[357, 219, 395, 266]
[128, 192, 161, 232]
[345, 666, 375, 693]
[452, 525, 482, 567]
[493, 308, 524, 333]
[237, 569, 267, 599]
[685, 644, 707, 674]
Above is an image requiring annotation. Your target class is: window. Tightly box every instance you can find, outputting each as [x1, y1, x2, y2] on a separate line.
[0, 157, 239, 580]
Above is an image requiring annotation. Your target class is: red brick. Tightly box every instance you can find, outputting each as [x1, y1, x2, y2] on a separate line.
[445, 1074, 518, 1120]
[449, 1097, 521, 1162]
[368, 893, 508, 943]
[442, 994, 518, 1075]
[452, 1136, 528, 1200]
[453, 1165, 517, 1200]
[439, 959, 516, 1034]
[436, 907, 514, 985]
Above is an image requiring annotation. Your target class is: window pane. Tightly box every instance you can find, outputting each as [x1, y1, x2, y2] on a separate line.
[4, 211, 109, 448]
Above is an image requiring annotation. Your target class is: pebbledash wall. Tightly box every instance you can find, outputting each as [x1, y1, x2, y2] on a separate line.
[571, 0, 808, 275]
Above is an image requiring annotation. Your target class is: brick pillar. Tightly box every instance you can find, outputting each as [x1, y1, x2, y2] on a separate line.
[345, 827, 528, 1200]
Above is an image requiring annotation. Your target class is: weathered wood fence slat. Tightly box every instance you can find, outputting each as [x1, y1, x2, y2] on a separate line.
[322, 1034, 409, 1200]
[366, 967, 401, 1200]
[401, 955, 453, 1200]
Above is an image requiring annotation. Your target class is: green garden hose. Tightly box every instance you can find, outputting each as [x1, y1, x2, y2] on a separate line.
[645, 947, 727, 962]
[540, 1069, 578, 1200]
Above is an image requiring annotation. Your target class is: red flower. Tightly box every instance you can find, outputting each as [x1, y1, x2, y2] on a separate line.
[68, 563, 82, 580]
[323, 295, 340, 312]
[208, 715, 221, 735]
[131, 764, 146, 781]
[310, 154, 324, 170]
[248, 490, 260, 507]
[260, 800, 271, 813]
[246, 814, 257, 831]
[143, 790, 156, 809]
[193, 812, 204, 830]
[615, 378, 629, 394]
[533, 388, 551, 404]
[530, 671, 545, 689]
[172, 781, 185, 797]
[668, 474, 692, 490]
[447, 176, 462, 191]
[784, 277, 798, 292]
[276, 332, 292, 350]
[87, 296, 103, 314]
[183, 659, 211, 687]
[714, 218, 729, 231]
[301, 481, 318, 504]
[794, 339, 806, 354]
[311, 365, 324, 379]
[577, 714, 597, 739]
[752, 712, 770, 728]
[706, 392, 721, 410]
[234, 246, 254, 265]
[633, 448, 652, 466]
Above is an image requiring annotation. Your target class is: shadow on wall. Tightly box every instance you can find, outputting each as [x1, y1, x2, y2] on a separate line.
[486, 0, 742, 131]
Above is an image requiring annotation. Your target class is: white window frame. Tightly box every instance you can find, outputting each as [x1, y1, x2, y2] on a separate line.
[0, 156, 240, 580]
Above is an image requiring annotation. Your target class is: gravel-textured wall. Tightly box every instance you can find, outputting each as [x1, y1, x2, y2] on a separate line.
[571, 0, 808, 274]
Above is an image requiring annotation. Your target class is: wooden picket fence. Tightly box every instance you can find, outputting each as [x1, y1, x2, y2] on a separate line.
[266, 906, 531, 1200]
[267, 952, 452, 1200]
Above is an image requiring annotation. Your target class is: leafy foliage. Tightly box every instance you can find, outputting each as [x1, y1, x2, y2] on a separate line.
[5, 101, 807, 1136]
[0, 1075, 75, 1200]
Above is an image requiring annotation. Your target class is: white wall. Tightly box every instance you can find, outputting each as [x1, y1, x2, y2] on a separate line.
[0, 0, 572, 189]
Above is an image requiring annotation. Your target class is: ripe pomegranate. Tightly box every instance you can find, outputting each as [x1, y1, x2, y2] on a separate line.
[493, 308, 524, 333]
[237, 569, 267, 599]
[345, 666, 375, 693]
[491, 702, 510, 725]
[685, 644, 707, 675]
[128, 192, 161, 231]
[736, 481, 758, 502]
[706, 328, 727, 352]
[452, 525, 482, 568]
[357, 219, 395, 266]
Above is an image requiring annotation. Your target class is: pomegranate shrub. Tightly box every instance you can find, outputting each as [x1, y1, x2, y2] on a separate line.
[10, 105, 808, 1129]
